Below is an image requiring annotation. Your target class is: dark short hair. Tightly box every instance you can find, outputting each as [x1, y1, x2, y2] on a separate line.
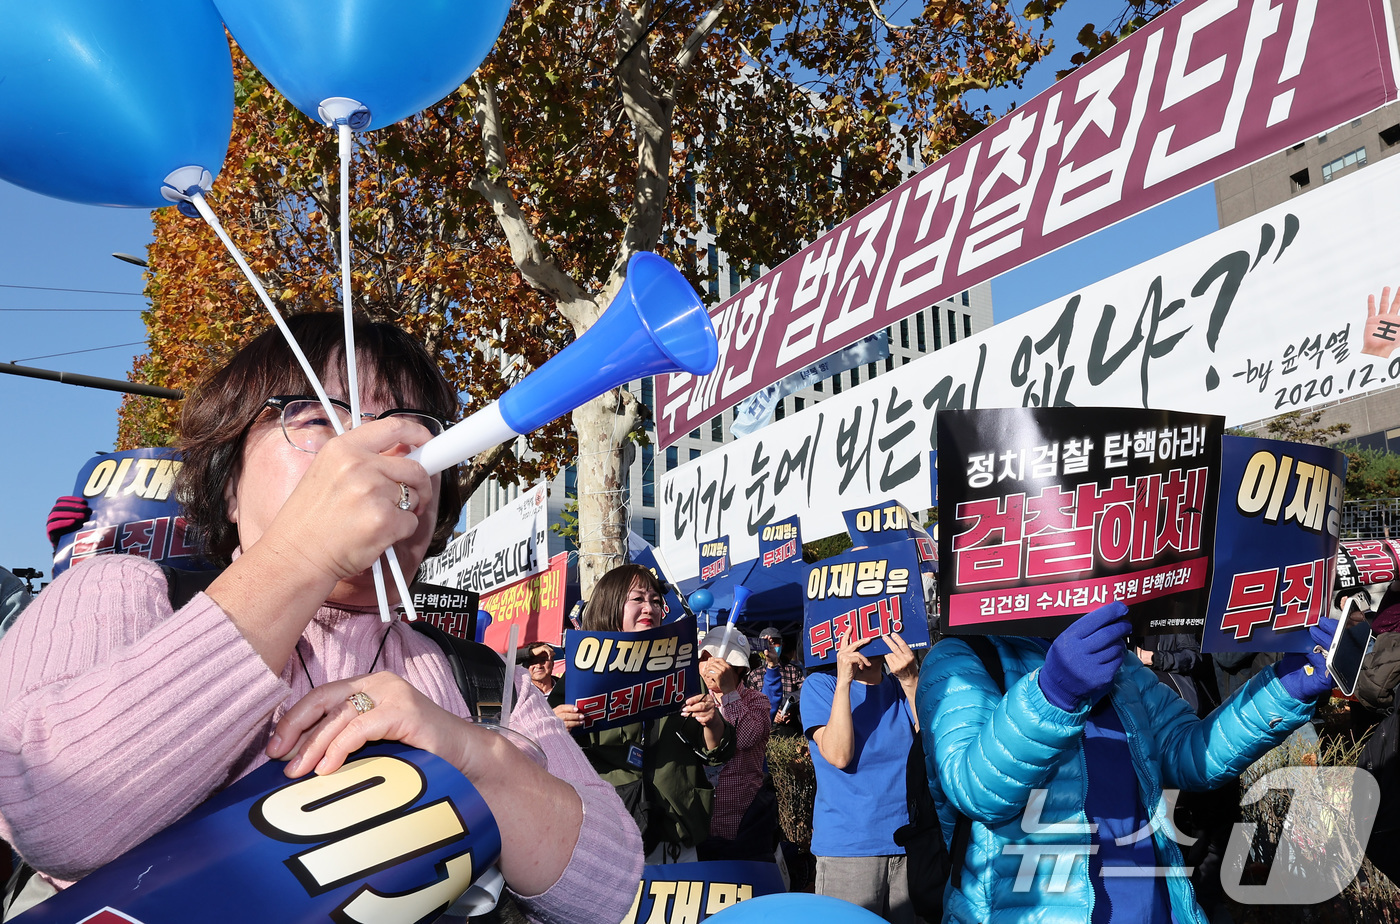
[581, 564, 666, 632]
[176, 313, 463, 566]
[525, 641, 554, 658]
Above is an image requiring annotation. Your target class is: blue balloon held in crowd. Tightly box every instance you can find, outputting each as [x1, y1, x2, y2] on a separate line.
[214, 0, 514, 130]
[707, 893, 888, 923]
[0, 0, 233, 209]
[689, 589, 714, 612]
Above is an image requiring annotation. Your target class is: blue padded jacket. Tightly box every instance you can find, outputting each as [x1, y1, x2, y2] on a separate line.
[915, 636, 1316, 924]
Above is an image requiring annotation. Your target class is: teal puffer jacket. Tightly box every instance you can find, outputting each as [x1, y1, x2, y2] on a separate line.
[915, 636, 1315, 924]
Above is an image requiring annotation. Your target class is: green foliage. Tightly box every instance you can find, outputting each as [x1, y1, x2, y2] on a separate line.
[551, 497, 580, 545]
[1344, 446, 1400, 500]
[803, 532, 854, 562]
[1062, 0, 1176, 76]
[1263, 409, 1351, 446]
[768, 733, 816, 851]
[1219, 726, 1400, 922]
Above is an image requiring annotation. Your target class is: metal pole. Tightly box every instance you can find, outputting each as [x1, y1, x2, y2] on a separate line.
[0, 362, 182, 400]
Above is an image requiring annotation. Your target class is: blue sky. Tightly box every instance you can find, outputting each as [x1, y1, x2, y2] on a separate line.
[0, 0, 1219, 584]
[0, 187, 154, 581]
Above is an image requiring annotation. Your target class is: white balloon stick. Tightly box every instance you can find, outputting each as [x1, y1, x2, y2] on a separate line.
[500, 623, 520, 731]
[192, 190, 418, 623]
[333, 122, 418, 623]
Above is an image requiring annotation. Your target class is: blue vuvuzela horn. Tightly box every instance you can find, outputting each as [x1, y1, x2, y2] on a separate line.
[412, 252, 717, 476]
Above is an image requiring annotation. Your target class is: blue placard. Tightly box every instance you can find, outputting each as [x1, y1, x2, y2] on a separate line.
[621, 861, 786, 923]
[842, 499, 936, 573]
[699, 536, 730, 583]
[1201, 436, 1347, 654]
[52, 448, 214, 577]
[757, 516, 803, 569]
[802, 541, 931, 667]
[564, 615, 703, 732]
[13, 742, 501, 924]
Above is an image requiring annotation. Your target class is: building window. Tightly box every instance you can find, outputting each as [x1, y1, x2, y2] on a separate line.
[1290, 168, 1310, 192]
[902, 355, 910, 365]
[794, 397, 804, 411]
[1381, 124, 1400, 147]
[729, 263, 741, 296]
[642, 445, 654, 507]
[640, 377, 654, 431]
[689, 428, 700, 439]
[916, 313, 927, 351]
[850, 368, 859, 387]
[642, 517, 658, 546]
[947, 308, 958, 344]
[707, 245, 719, 296]
[961, 291, 970, 307]
[690, 448, 701, 461]
[814, 380, 823, 393]
[1322, 147, 1367, 183]
[885, 354, 894, 372]
[775, 399, 786, 421]
[666, 446, 678, 471]
[564, 464, 577, 498]
[964, 313, 973, 338]
[833, 375, 843, 394]
[900, 319, 910, 349]
[711, 414, 722, 441]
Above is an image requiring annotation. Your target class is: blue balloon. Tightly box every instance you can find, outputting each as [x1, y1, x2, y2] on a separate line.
[0, 0, 233, 208]
[214, 0, 514, 130]
[707, 894, 888, 923]
[689, 589, 714, 612]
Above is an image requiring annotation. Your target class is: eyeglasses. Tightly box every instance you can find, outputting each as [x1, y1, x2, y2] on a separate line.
[263, 395, 446, 454]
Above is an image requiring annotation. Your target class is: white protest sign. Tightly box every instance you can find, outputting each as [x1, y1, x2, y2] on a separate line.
[419, 481, 550, 593]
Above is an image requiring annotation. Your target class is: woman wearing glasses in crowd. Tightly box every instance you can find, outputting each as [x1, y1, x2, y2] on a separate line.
[553, 564, 734, 864]
[0, 314, 641, 923]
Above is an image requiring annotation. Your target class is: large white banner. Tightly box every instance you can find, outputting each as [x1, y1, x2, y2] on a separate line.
[659, 156, 1400, 580]
[419, 481, 550, 593]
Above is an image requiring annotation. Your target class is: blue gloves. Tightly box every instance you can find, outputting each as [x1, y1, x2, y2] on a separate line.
[1277, 618, 1337, 702]
[1038, 601, 1132, 711]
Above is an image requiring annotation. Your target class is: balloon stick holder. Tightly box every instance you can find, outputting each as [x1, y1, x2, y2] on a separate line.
[160, 165, 214, 218]
[318, 97, 371, 130]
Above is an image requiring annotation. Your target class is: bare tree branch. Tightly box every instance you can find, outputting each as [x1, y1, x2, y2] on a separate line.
[470, 76, 597, 330]
[611, 0, 679, 289]
[864, 0, 895, 31]
[461, 440, 516, 497]
[677, 0, 727, 75]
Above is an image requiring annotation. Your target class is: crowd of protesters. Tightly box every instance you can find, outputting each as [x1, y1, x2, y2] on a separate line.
[1, 404, 1394, 923]
[4, 530, 1392, 924]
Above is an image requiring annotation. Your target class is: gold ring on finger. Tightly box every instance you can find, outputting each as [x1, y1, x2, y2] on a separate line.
[348, 691, 375, 714]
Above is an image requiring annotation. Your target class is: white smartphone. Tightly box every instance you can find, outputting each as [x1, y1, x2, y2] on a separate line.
[1327, 593, 1375, 697]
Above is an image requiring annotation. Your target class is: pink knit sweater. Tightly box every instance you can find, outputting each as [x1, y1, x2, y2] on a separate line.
[0, 555, 641, 924]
